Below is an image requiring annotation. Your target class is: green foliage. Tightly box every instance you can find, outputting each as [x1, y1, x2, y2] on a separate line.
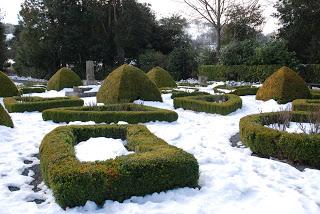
[174, 94, 242, 115]
[0, 103, 13, 128]
[4, 96, 84, 113]
[0, 21, 6, 68]
[47, 67, 82, 91]
[147, 66, 177, 88]
[230, 87, 259, 96]
[138, 50, 168, 72]
[19, 87, 46, 94]
[40, 124, 199, 208]
[97, 64, 162, 104]
[292, 99, 320, 112]
[171, 91, 210, 99]
[240, 111, 320, 168]
[0, 71, 19, 97]
[42, 103, 178, 124]
[256, 66, 311, 104]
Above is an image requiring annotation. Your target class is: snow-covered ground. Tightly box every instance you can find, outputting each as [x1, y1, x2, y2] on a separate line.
[267, 122, 320, 134]
[0, 83, 320, 214]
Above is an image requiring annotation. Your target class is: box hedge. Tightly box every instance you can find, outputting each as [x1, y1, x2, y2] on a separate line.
[240, 111, 320, 168]
[171, 91, 210, 99]
[214, 85, 259, 96]
[0, 71, 20, 97]
[97, 64, 162, 104]
[174, 94, 242, 115]
[292, 99, 320, 112]
[47, 67, 82, 91]
[42, 103, 178, 124]
[147, 66, 177, 88]
[0, 103, 14, 128]
[4, 96, 84, 113]
[256, 66, 311, 104]
[19, 87, 46, 94]
[40, 124, 199, 208]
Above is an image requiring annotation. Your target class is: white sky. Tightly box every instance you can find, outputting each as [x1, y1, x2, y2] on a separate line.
[0, 0, 279, 34]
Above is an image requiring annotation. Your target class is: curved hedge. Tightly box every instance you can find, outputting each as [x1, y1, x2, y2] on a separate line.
[19, 87, 46, 94]
[42, 103, 178, 123]
[240, 111, 320, 168]
[97, 64, 162, 104]
[174, 94, 242, 115]
[147, 66, 177, 88]
[292, 99, 320, 111]
[47, 67, 82, 91]
[4, 96, 84, 113]
[171, 91, 210, 99]
[40, 124, 199, 208]
[0, 71, 19, 97]
[0, 103, 14, 128]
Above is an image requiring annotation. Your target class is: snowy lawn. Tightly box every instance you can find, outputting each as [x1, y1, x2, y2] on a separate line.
[0, 83, 319, 214]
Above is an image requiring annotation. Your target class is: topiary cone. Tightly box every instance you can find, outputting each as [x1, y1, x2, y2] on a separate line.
[47, 67, 82, 91]
[147, 66, 177, 88]
[0, 71, 19, 97]
[0, 103, 14, 128]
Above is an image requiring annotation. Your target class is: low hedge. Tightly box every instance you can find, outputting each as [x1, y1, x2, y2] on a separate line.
[40, 124, 199, 208]
[42, 103, 178, 123]
[174, 94, 242, 115]
[0, 103, 14, 128]
[4, 96, 84, 113]
[310, 89, 320, 99]
[240, 111, 320, 168]
[19, 87, 46, 94]
[213, 85, 259, 96]
[292, 99, 320, 111]
[171, 91, 210, 99]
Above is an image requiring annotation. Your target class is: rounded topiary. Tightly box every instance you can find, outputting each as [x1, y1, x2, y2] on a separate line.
[0, 71, 19, 97]
[47, 67, 82, 91]
[97, 64, 162, 104]
[256, 66, 311, 104]
[147, 66, 177, 88]
[0, 103, 14, 128]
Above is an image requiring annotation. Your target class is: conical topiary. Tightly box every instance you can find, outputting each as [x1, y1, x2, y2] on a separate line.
[147, 67, 177, 88]
[47, 67, 82, 91]
[97, 64, 162, 104]
[0, 71, 19, 97]
[256, 66, 311, 104]
[0, 103, 14, 128]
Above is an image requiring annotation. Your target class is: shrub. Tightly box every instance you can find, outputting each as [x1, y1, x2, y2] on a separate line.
[230, 86, 259, 96]
[171, 91, 210, 99]
[97, 64, 162, 104]
[4, 96, 84, 113]
[292, 99, 320, 112]
[47, 67, 82, 91]
[42, 103, 178, 123]
[0, 71, 19, 97]
[256, 66, 311, 104]
[40, 124, 199, 208]
[138, 49, 168, 72]
[240, 111, 320, 168]
[174, 94, 242, 115]
[0, 103, 14, 128]
[19, 87, 46, 94]
[147, 66, 177, 88]
[310, 89, 320, 99]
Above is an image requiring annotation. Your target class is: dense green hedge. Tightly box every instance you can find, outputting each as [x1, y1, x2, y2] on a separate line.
[240, 111, 320, 168]
[42, 103, 178, 123]
[147, 66, 177, 88]
[19, 87, 46, 94]
[0, 103, 14, 128]
[171, 91, 210, 99]
[0, 71, 20, 97]
[292, 99, 320, 111]
[47, 67, 83, 91]
[40, 124, 199, 208]
[174, 94, 242, 115]
[213, 85, 259, 96]
[4, 96, 84, 113]
[310, 89, 320, 99]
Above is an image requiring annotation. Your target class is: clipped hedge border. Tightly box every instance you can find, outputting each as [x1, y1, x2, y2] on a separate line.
[42, 103, 178, 123]
[230, 87, 259, 96]
[4, 96, 84, 113]
[240, 111, 320, 168]
[310, 89, 320, 99]
[292, 99, 320, 112]
[174, 94, 242, 115]
[19, 87, 46, 94]
[171, 91, 210, 99]
[40, 124, 199, 208]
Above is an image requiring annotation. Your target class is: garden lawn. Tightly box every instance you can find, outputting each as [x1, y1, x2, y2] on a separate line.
[0, 82, 319, 214]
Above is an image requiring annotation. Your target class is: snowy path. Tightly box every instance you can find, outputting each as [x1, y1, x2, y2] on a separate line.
[0, 90, 320, 213]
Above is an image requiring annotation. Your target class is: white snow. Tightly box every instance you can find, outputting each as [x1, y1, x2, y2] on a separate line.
[0, 82, 319, 214]
[75, 137, 132, 162]
[266, 122, 320, 134]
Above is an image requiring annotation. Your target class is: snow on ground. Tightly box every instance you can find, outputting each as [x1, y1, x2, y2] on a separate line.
[266, 122, 320, 134]
[0, 83, 320, 214]
[9, 75, 47, 83]
[75, 138, 132, 162]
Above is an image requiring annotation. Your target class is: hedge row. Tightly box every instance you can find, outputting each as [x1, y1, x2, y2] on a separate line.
[174, 94, 242, 115]
[214, 85, 259, 96]
[171, 91, 210, 99]
[40, 124, 199, 208]
[240, 111, 320, 168]
[310, 89, 320, 99]
[42, 103, 178, 124]
[4, 96, 84, 113]
[292, 99, 320, 112]
[19, 87, 46, 94]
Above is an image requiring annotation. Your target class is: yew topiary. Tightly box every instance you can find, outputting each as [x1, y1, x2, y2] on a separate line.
[256, 66, 311, 104]
[0, 71, 19, 97]
[147, 66, 177, 88]
[97, 64, 162, 104]
[0, 103, 14, 128]
[47, 67, 82, 91]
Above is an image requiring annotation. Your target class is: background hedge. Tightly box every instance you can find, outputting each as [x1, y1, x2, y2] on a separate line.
[40, 124, 199, 208]
[171, 91, 210, 99]
[213, 85, 259, 96]
[4, 96, 84, 113]
[240, 111, 320, 168]
[292, 99, 320, 111]
[0, 103, 14, 128]
[42, 103, 178, 123]
[174, 94, 242, 115]
[19, 87, 46, 94]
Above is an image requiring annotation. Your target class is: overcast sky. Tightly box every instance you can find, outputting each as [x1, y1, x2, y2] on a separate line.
[0, 0, 279, 34]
